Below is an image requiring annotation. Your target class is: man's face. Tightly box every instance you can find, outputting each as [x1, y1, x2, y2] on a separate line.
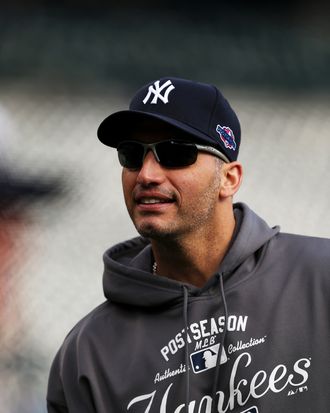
[121, 124, 223, 240]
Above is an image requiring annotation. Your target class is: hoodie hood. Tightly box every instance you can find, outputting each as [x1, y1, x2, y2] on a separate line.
[102, 203, 279, 307]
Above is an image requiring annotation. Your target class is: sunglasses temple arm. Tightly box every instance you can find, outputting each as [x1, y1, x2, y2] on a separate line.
[195, 145, 230, 163]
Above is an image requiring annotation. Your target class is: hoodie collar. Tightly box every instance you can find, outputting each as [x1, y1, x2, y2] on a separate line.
[102, 203, 280, 307]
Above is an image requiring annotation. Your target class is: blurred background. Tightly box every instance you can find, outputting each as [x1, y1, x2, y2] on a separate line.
[0, 1, 329, 411]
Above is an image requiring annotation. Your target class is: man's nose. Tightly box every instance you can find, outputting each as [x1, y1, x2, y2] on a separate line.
[136, 150, 165, 185]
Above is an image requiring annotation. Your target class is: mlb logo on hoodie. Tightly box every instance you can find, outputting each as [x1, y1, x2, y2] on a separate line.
[190, 343, 227, 374]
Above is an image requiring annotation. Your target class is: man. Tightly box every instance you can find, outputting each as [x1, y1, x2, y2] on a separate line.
[47, 77, 329, 413]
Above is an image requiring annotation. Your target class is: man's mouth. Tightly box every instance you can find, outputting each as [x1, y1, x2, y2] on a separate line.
[134, 190, 176, 207]
[138, 197, 174, 205]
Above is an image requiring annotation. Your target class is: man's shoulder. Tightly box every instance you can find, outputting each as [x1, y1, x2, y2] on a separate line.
[277, 231, 330, 247]
[274, 231, 330, 265]
[60, 301, 112, 350]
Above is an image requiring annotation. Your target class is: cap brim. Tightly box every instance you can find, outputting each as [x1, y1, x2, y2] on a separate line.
[97, 110, 220, 150]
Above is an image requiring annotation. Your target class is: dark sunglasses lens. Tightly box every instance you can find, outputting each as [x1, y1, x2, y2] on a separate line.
[157, 141, 198, 167]
[117, 142, 144, 168]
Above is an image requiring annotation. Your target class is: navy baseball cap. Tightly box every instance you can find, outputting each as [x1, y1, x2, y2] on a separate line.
[97, 77, 241, 162]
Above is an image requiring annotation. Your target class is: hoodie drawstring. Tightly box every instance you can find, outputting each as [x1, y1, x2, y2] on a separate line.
[182, 285, 190, 413]
[182, 275, 228, 413]
[211, 273, 228, 413]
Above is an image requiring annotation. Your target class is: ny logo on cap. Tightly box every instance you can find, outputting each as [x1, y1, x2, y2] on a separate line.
[143, 80, 175, 105]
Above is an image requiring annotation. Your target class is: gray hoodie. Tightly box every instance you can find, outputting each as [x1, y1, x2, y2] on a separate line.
[47, 203, 330, 413]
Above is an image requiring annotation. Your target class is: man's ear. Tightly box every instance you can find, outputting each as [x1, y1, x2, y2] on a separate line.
[219, 161, 243, 198]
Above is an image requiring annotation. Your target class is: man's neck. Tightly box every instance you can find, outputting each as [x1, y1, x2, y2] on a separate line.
[151, 211, 236, 288]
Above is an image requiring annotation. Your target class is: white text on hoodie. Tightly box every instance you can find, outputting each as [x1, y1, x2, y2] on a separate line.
[127, 352, 311, 412]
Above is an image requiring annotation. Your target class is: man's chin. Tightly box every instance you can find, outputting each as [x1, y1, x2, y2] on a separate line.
[135, 223, 175, 240]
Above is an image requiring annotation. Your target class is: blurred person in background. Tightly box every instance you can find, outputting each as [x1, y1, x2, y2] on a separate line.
[0, 105, 62, 413]
[47, 77, 330, 413]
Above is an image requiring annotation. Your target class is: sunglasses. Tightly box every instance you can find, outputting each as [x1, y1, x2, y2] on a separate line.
[117, 140, 229, 169]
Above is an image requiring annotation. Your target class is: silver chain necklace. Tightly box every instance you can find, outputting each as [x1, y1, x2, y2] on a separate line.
[152, 261, 157, 275]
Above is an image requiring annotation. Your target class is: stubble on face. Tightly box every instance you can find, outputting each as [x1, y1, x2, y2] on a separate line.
[125, 157, 223, 241]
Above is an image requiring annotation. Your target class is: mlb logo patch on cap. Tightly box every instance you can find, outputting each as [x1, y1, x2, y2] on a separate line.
[216, 125, 237, 151]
